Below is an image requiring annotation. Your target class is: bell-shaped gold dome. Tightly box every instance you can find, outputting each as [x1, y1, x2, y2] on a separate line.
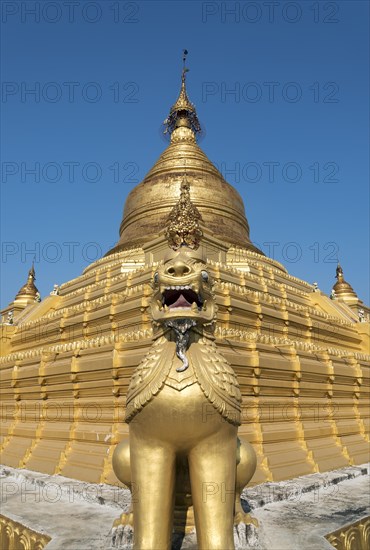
[15, 264, 39, 301]
[106, 66, 261, 256]
[332, 263, 358, 300]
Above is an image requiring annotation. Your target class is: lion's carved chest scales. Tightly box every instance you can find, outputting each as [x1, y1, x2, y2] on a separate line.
[125, 335, 241, 426]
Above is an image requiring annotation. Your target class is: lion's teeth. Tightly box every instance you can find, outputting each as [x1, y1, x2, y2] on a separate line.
[164, 305, 169, 312]
[157, 300, 162, 309]
[191, 302, 198, 311]
[171, 286, 175, 290]
[202, 300, 207, 311]
[185, 285, 190, 290]
[175, 286, 180, 290]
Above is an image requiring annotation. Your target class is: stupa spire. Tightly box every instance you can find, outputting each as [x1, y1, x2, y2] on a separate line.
[164, 50, 201, 138]
[105, 53, 263, 257]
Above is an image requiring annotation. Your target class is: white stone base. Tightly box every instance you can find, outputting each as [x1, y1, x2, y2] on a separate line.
[1, 464, 368, 549]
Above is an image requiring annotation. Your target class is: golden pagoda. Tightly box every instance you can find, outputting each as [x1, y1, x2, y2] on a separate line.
[2, 264, 39, 317]
[332, 263, 360, 306]
[0, 57, 369, 507]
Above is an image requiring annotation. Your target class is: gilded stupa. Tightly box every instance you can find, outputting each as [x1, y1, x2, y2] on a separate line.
[1, 57, 369, 540]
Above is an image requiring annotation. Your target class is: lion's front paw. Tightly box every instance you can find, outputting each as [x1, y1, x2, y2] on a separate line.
[234, 511, 258, 527]
[113, 511, 134, 528]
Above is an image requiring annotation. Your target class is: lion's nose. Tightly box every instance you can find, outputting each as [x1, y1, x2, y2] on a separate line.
[165, 261, 191, 277]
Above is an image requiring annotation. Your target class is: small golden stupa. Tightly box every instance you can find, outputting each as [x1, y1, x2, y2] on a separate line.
[332, 264, 358, 304]
[1, 264, 40, 326]
[0, 57, 369, 494]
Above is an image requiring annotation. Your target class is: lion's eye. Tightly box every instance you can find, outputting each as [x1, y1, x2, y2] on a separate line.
[153, 272, 159, 284]
[201, 270, 209, 282]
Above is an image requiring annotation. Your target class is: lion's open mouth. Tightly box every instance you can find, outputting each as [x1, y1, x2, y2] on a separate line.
[162, 285, 203, 310]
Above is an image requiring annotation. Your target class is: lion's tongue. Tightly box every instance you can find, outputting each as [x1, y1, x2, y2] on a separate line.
[169, 294, 192, 309]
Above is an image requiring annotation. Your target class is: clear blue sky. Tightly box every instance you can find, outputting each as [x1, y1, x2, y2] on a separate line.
[1, 0, 369, 308]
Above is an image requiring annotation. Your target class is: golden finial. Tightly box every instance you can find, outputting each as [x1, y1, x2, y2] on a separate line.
[335, 262, 344, 281]
[182, 49, 189, 82]
[163, 50, 201, 137]
[165, 174, 203, 250]
[171, 49, 193, 113]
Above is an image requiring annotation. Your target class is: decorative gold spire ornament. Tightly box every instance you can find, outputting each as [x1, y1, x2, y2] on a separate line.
[165, 174, 203, 250]
[163, 49, 202, 137]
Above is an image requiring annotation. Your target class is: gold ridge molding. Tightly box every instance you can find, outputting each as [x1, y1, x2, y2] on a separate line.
[325, 515, 370, 549]
[0, 514, 51, 550]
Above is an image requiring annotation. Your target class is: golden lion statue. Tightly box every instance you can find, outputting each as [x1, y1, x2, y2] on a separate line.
[113, 247, 257, 549]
